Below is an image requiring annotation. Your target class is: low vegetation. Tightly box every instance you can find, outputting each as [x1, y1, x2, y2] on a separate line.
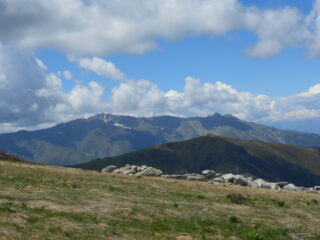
[1, 159, 320, 239]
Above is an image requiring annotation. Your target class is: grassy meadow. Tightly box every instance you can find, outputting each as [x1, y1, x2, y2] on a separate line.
[0, 159, 320, 240]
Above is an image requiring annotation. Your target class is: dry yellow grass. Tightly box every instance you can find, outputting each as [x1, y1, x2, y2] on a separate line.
[0, 160, 320, 240]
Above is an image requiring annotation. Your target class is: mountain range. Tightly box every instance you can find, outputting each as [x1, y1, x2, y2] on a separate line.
[1, 113, 320, 166]
[75, 134, 320, 187]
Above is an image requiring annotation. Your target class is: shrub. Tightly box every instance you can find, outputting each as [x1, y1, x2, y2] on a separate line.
[228, 215, 239, 223]
[307, 199, 319, 206]
[226, 193, 247, 204]
[273, 199, 286, 207]
[244, 231, 264, 240]
[196, 194, 205, 200]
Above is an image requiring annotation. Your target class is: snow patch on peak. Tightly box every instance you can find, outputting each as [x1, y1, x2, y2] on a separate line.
[103, 113, 113, 123]
[113, 122, 132, 129]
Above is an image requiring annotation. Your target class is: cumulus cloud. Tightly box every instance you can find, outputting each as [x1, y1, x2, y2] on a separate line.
[110, 80, 166, 115]
[77, 57, 125, 80]
[0, 44, 108, 130]
[0, 43, 320, 133]
[244, 7, 304, 58]
[107, 77, 320, 126]
[0, 0, 319, 58]
[305, 0, 320, 57]
[63, 70, 73, 80]
[0, 43, 53, 125]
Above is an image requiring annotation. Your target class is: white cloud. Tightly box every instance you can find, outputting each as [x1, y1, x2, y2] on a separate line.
[63, 70, 73, 80]
[305, 0, 320, 58]
[108, 76, 320, 125]
[0, 43, 320, 134]
[0, 72, 7, 88]
[110, 79, 165, 114]
[244, 7, 303, 58]
[67, 81, 106, 113]
[0, 44, 108, 129]
[35, 58, 48, 71]
[77, 57, 125, 80]
[299, 83, 320, 96]
[0, 0, 319, 58]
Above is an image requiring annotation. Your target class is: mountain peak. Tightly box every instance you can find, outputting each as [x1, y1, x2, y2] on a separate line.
[1, 113, 320, 166]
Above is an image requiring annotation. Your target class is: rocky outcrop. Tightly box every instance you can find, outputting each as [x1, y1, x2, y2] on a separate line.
[135, 167, 163, 177]
[101, 165, 117, 173]
[183, 173, 207, 181]
[202, 170, 216, 179]
[102, 164, 162, 177]
[161, 170, 320, 194]
[101, 165, 320, 194]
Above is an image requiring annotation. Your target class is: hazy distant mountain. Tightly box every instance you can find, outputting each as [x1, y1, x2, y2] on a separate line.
[0, 113, 320, 166]
[75, 135, 320, 187]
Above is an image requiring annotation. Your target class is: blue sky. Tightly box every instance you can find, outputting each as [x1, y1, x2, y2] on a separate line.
[0, 0, 320, 134]
[37, 33, 320, 97]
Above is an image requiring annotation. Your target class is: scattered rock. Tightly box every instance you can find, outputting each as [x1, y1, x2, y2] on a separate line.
[162, 174, 185, 179]
[122, 169, 136, 175]
[306, 189, 319, 194]
[283, 183, 297, 191]
[247, 176, 255, 181]
[202, 170, 216, 179]
[233, 175, 249, 186]
[211, 177, 225, 184]
[111, 164, 162, 176]
[140, 165, 148, 171]
[247, 180, 259, 188]
[254, 180, 281, 190]
[222, 173, 236, 183]
[183, 173, 207, 181]
[101, 165, 117, 173]
[135, 167, 163, 177]
[112, 168, 124, 174]
[266, 182, 281, 190]
[103, 164, 319, 194]
[130, 165, 138, 171]
[277, 182, 289, 188]
[254, 179, 266, 188]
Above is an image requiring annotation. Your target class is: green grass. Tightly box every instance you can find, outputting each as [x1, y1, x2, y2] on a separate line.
[1, 160, 320, 239]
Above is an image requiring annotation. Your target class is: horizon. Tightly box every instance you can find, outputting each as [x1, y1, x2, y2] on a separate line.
[4, 112, 320, 136]
[0, 0, 320, 134]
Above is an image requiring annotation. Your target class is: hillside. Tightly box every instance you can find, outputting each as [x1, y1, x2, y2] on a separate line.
[1, 159, 320, 239]
[1, 113, 320, 166]
[0, 152, 27, 163]
[75, 135, 320, 187]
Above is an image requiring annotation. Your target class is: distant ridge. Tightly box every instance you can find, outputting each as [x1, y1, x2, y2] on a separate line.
[74, 135, 320, 187]
[0, 113, 320, 166]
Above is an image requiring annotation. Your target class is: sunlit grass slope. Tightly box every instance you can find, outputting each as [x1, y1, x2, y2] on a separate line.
[0, 157, 320, 239]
